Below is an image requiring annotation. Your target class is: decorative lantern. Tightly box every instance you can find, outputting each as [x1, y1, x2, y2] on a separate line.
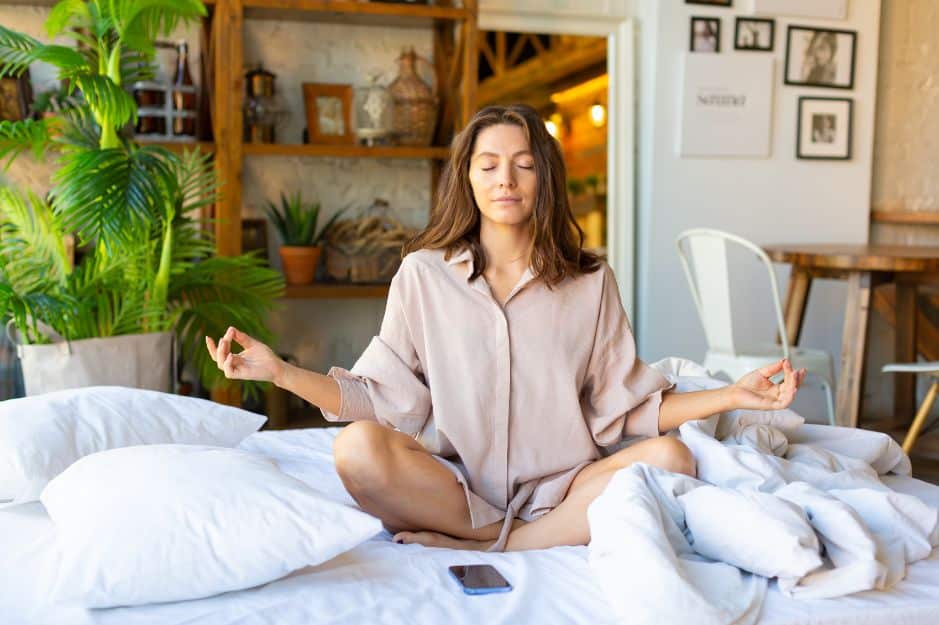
[244, 64, 289, 143]
[353, 71, 393, 146]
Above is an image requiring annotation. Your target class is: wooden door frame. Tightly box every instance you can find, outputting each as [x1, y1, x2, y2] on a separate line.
[479, 1, 637, 318]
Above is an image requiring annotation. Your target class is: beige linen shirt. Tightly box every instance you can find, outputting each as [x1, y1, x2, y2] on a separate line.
[321, 247, 674, 551]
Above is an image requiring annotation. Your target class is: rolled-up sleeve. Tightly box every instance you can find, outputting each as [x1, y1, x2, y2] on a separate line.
[581, 265, 674, 445]
[319, 261, 432, 436]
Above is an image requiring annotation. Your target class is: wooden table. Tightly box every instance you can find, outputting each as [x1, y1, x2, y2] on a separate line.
[763, 244, 939, 428]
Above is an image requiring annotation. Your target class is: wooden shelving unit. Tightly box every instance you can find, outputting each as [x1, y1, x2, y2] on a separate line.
[207, 0, 478, 259]
[243, 143, 449, 160]
[201, 0, 477, 404]
[283, 283, 391, 299]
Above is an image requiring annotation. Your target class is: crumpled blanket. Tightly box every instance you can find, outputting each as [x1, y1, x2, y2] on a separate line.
[587, 357, 939, 625]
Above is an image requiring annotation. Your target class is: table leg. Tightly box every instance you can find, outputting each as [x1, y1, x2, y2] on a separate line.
[777, 267, 812, 347]
[894, 283, 917, 422]
[836, 271, 873, 428]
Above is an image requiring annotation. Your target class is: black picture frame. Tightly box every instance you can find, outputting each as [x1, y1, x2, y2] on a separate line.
[734, 17, 775, 52]
[784, 25, 857, 90]
[686, 0, 732, 6]
[690, 17, 721, 53]
[796, 96, 853, 160]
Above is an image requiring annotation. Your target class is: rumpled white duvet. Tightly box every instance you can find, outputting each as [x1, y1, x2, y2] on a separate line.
[588, 358, 939, 625]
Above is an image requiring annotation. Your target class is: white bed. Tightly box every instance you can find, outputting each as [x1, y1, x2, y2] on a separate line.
[3, 426, 938, 625]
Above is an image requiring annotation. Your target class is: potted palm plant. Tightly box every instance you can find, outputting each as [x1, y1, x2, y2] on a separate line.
[0, 0, 284, 399]
[264, 191, 341, 285]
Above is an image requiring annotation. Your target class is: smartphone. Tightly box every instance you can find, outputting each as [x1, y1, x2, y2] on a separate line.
[448, 564, 513, 595]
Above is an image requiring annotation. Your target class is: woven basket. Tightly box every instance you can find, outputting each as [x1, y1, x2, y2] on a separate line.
[324, 245, 401, 283]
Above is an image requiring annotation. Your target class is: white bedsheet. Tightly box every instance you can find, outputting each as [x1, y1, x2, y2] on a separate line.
[2, 427, 938, 625]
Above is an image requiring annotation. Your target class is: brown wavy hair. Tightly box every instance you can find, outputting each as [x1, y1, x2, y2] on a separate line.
[402, 104, 602, 286]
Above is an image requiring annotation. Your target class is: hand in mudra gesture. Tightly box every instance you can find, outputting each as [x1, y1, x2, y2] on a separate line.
[730, 358, 806, 411]
[205, 327, 285, 383]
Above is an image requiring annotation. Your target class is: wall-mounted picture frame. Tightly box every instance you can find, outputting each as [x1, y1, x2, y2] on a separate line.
[784, 25, 857, 90]
[302, 83, 354, 145]
[796, 96, 852, 160]
[734, 17, 774, 51]
[686, 0, 732, 6]
[0, 73, 33, 122]
[690, 17, 721, 53]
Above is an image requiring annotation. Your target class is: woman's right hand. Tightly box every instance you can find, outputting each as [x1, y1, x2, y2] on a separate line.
[205, 327, 285, 384]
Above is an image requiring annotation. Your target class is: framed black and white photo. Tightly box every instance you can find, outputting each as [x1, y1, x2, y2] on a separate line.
[690, 17, 721, 53]
[734, 18, 774, 51]
[686, 0, 731, 6]
[784, 25, 856, 89]
[796, 97, 852, 160]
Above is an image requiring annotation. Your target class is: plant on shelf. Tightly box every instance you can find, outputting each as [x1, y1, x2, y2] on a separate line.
[264, 191, 342, 285]
[0, 0, 284, 400]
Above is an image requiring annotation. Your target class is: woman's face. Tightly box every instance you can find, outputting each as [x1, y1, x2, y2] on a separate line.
[813, 39, 834, 65]
[468, 123, 537, 228]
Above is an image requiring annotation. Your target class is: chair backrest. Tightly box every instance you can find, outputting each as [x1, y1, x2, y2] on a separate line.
[675, 228, 790, 359]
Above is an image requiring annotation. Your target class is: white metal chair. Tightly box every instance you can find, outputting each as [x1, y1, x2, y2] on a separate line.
[676, 228, 836, 425]
[881, 362, 939, 454]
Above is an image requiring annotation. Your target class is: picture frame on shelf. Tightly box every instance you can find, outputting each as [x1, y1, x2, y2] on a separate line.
[734, 17, 774, 51]
[690, 17, 721, 53]
[0, 73, 33, 121]
[784, 25, 857, 90]
[796, 96, 852, 160]
[302, 83, 354, 145]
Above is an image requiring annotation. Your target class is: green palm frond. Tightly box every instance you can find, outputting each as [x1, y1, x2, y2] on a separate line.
[50, 144, 175, 247]
[108, 0, 206, 54]
[45, 0, 92, 39]
[74, 74, 136, 128]
[0, 188, 70, 293]
[0, 26, 40, 78]
[0, 119, 57, 169]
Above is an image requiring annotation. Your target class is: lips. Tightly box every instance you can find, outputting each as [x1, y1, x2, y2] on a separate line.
[494, 197, 521, 202]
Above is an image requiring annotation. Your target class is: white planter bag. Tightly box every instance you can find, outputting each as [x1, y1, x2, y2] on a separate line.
[7, 321, 175, 396]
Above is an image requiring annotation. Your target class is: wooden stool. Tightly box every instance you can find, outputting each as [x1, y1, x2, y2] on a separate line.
[882, 362, 939, 454]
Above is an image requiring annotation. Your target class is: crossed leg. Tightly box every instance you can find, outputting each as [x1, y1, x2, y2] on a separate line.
[332, 420, 696, 552]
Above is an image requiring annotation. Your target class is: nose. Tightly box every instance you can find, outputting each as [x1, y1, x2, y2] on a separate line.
[497, 162, 516, 189]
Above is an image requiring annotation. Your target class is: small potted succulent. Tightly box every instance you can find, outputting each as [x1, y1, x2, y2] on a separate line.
[264, 191, 342, 285]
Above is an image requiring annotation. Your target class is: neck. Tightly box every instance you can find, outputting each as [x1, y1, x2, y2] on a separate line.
[479, 217, 532, 271]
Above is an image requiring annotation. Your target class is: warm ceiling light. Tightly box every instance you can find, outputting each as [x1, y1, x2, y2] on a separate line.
[545, 118, 559, 138]
[590, 101, 605, 127]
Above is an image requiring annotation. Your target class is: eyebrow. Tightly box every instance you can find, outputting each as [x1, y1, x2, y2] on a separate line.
[472, 150, 533, 160]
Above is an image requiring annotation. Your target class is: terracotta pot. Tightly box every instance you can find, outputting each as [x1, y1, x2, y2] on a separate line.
[279, 246, 321, 285]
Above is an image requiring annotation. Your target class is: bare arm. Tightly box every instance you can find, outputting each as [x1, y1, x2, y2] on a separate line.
[273, 362, 341, 416]
[206, 326, 342, 415]
[656, 359, 806, 434]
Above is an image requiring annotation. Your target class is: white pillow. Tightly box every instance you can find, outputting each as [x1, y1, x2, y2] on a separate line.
[0, 386, 266, 505]
[41, 444, 383, 608]
[679, 485, 822, 580]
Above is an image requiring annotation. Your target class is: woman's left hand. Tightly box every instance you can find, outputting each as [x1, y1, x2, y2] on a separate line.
[730, 359, 805, 411]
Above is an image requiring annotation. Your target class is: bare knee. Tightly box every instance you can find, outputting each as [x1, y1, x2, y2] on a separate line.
[333, 421, 397, 494]
[650, 437, 697, 477]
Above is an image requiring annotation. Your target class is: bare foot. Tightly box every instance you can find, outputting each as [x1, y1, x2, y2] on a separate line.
[392, 530, 496, 551]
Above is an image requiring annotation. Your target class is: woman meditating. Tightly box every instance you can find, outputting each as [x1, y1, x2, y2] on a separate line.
[206, 104, 805, 553]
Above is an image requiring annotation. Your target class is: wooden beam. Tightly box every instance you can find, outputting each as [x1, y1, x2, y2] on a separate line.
[873, 285, 939, 362]
[496, 31, 506, 74]
[478, 38, 606, 107]
[459, 0, 478, 128]
[212, 0, 244, 257]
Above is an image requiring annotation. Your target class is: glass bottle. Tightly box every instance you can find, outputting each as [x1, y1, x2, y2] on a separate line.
[172, 41, 197, 137]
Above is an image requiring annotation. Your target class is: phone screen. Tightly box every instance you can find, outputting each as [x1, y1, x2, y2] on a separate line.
[448, 564, 511, 591]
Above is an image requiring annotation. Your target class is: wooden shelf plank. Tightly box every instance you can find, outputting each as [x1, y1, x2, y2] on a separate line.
[872, 210, 939, 226]
[244, 142, 449, 159]
[283, 283, 390, 299]
[243, 0, 470, 27]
